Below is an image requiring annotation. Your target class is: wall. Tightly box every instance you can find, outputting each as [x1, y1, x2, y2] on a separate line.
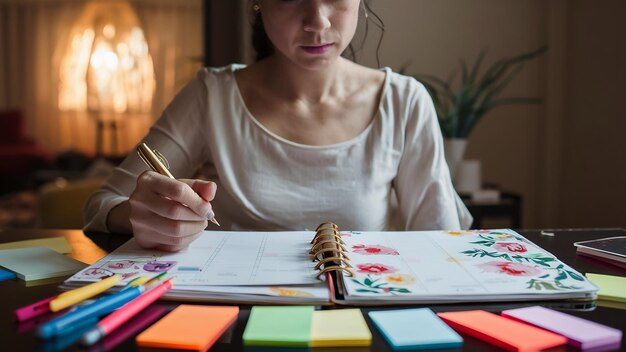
[351, 0, 625, 228]
[557, 0, 626, 228]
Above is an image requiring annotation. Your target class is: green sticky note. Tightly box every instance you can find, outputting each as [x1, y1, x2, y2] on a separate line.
[243, 306, 314, 347]
[0, 247, 86, 281]
[586, 273, 626, 303]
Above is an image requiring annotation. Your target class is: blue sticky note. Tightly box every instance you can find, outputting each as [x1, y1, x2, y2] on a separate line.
[0, 268, 16, 282]
[368, 308, 463, 350]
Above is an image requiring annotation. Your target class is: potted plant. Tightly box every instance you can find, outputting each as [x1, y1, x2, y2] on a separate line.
[406, 46, 547, 179]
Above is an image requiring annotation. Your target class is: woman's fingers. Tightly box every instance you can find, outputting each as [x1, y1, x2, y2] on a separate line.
[133, 189, 206, 221]
[154, 232, 203, 252]
[129, 171, 217, 251]
[141, 173, 215, 218]
[178, 178, 217, 218]
[133, 172, 216, 219]
[132, 217, 207, 251]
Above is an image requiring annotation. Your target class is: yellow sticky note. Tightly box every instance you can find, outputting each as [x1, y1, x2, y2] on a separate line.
[586, 273, 626, 303]
[310, 309, 372, 347]
[0, 237, 71, 254]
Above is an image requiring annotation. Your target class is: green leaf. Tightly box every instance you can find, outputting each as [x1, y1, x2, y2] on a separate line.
[408, 46, 547, 138]
[469, 49, 487, 83]
[539, 281, 558, 290]
[566, 270, 585, 281]
[531, 257, 556, 267]
[555, 272, 567, 281]
[355, 289, 380, 293]
[350, 278, 365, 286]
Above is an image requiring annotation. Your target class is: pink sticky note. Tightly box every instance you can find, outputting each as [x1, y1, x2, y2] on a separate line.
[501, 306, 622, 350]
[437, 310, 567, 351]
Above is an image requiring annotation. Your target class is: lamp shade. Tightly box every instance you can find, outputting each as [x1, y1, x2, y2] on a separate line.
[58, 1, 155, 116]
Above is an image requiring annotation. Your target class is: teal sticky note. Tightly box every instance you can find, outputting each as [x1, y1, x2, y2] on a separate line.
[242, 306, 314, 347]
[0, 247, 86, 281]
[368, 308, 463, 350]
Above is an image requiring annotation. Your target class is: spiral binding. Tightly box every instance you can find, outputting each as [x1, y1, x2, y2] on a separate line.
[310, 222, 355, 279]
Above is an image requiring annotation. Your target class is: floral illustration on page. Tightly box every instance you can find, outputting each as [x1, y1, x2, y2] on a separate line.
[356, 263, 399, 274]
[466, 231, 585, 291]
[350, 274, 412, 294]
[352, 244, 399, 255]
[478, 261, 543, 276]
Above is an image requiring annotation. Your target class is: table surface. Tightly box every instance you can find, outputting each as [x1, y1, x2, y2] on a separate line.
[1, 227, 625, 352]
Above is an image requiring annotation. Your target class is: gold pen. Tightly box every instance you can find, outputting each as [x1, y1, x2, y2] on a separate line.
[137, 142, 220, 226]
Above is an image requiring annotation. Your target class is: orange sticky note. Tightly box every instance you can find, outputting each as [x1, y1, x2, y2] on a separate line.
[437, 310, 567, 351]
[136, 305, 239, 351]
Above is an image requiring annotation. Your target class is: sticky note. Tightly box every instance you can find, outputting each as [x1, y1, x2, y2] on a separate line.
[437, 310, 567, 351]
[0, 247, 86, 281]
[596, 299, 626, 311]
[502, 306, 622, 350]
[242, 306, 314, 347]
[586, 273, 626, 303]
[310, 309, 371, 347]
[136, 305, 239, 351]
[368, 308, 462, 350]
[0, 237, 71, 253]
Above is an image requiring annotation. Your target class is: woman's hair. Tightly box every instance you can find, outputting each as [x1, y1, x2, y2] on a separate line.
[250, 0, 385, 66]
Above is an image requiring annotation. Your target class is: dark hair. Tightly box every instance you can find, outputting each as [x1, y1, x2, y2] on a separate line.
[250, 0, 385, 66]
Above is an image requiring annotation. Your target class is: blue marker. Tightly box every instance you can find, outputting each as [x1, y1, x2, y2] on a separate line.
[37, 286, 145, 339]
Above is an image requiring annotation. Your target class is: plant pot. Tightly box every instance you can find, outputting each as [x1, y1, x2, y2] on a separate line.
[455, 159, 482, 193]
[443, 138, 467, 182]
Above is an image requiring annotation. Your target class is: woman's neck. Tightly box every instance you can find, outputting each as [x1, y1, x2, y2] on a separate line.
[259, 55, 353, 105]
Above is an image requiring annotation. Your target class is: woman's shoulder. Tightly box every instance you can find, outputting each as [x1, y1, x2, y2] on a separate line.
[195, 64, 246, 84]
[383, 67, 429, 98]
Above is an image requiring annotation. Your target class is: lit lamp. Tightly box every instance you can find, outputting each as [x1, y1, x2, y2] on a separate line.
[58, 1, 155, 157]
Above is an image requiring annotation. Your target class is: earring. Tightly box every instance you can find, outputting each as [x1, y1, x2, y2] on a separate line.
[252, 3, 260, 12]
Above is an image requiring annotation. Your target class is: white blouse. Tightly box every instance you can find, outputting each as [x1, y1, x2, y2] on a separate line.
[84, 64, 472, 232]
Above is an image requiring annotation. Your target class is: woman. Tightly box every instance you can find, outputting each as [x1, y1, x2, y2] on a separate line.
[84, 0, 471, 251]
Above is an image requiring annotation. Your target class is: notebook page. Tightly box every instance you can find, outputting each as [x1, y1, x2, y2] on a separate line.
[68, 231, 318, 286]
[339, 229, 597, 302]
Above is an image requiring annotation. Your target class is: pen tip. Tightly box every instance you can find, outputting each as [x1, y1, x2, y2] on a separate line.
[81, 328, 102, 346]
[210, 217, 221, 227]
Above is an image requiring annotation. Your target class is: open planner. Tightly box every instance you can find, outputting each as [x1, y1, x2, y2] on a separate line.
[63, 222, 597, 305]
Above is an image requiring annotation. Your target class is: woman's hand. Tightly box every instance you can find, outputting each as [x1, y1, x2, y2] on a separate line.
[129, 171, 217, 251]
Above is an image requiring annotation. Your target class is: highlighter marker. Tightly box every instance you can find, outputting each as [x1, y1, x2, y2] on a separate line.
[37, 286, 144, 339]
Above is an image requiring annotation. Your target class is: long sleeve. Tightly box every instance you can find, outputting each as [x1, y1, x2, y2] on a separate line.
[83, 74, 212, 233]
[392, 77, 472, 230]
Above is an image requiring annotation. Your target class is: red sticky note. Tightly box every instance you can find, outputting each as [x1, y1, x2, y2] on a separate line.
[437, 310, 567, 351]
[136, 305, 239, 351]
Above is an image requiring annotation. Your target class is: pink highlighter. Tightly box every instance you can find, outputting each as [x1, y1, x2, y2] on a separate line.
[15, 295, 57, 321]
[81, 278, 175, 346]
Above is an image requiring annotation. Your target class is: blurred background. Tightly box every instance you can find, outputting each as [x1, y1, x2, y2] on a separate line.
[0, 0, 624, 230]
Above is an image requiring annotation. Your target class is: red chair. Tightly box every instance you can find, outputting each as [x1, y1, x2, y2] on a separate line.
[0, 110, 53, 194]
